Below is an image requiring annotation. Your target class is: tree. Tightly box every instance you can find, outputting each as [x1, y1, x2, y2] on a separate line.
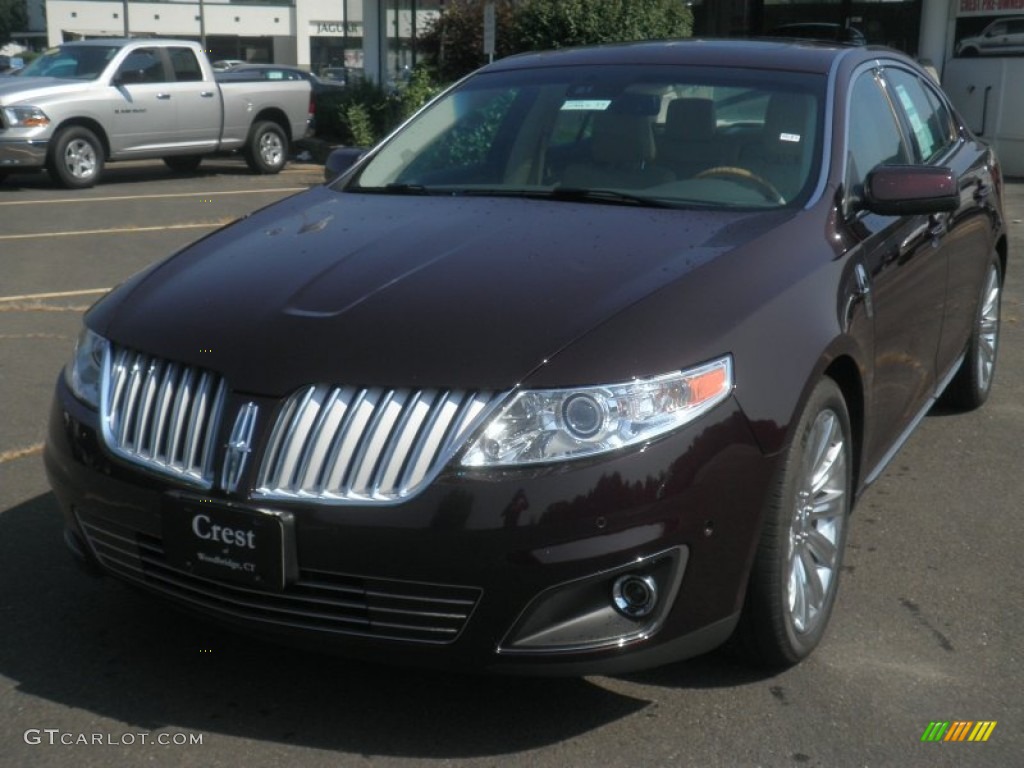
[0, 0, 27, 48]
[422, 0, 693, 82]
[419, 0, 519, 83]
[509, 0, 693, 52]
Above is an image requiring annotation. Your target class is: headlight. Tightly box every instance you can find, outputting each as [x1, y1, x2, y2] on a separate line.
[461, 356, 733, 467]
[64, 328, 108, 409]
[2, 105, 51, 128]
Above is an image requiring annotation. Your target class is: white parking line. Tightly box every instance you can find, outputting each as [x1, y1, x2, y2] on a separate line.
[0, 188, 307, 207]
[0, 220, 234, 241]
[0, 288, 110, 303]
[0, 443, 44, 464]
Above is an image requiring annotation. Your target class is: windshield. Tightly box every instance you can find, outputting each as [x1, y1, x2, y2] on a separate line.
[18, 45, 120, 80]
[347, 64, 825, 209]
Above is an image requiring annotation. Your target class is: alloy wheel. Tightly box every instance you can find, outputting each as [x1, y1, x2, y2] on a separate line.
[787, 408, 848, 635]
[975, 264, 1001, 394]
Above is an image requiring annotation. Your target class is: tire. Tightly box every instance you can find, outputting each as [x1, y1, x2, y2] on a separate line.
[941, 257, 1002, 411]
[244, 121, 288, 174]
[734, 377, 852, 668]
[163, 155, 203, 173]
[48, 126, 104, 189]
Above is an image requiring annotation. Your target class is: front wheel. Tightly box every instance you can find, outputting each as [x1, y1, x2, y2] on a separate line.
[48, 126, 104, 189]
[245, 121, 288, 174]
[734, 377, 852, 668]
[941, 257, 1002, 411]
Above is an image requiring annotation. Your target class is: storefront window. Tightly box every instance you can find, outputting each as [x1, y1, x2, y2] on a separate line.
[311, 0, 364, 81]
[384, 0, 441, 88]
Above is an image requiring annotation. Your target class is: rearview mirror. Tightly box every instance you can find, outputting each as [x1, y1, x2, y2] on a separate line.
[863, 165, 958, 215]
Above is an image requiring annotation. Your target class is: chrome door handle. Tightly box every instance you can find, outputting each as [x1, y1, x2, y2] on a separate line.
[157, 93, 171, 100]
[200, 91, 215, 98]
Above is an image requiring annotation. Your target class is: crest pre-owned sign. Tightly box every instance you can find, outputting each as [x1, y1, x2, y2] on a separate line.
[958, 0, 1024, 16]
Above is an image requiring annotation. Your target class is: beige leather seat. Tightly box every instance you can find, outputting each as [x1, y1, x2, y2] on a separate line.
[658, 97, 725, 178]
[563, 109, 674, 190]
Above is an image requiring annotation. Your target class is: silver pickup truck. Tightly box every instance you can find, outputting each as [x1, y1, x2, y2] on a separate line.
[0, 39, 311, 188]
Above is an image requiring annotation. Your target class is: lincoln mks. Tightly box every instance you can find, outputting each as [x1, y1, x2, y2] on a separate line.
[45, 40, 1006, 673]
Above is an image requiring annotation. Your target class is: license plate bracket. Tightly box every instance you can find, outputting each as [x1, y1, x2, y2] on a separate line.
[162, 495, 295, 591]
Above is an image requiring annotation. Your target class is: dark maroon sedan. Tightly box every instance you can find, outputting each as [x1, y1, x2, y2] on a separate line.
[45, 40, 1007, 674]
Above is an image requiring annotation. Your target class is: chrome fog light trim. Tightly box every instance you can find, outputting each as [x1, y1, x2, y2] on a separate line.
[498, 546, 687, 654]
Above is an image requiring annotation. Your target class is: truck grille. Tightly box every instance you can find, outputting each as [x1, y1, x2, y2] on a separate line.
[102, 346, 227, 488]
[256, 385, 504, 504]
[76, 508, 481, 644]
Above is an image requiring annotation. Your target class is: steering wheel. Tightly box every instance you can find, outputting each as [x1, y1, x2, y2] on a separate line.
[695, 166, 785, 204]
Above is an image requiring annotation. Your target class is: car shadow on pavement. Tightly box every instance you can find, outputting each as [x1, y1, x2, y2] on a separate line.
[0, 491, 697, 757]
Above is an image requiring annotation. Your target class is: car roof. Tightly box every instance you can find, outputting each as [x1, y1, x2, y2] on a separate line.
[60, 38, 198, 47]
[482, 38, 885, 76]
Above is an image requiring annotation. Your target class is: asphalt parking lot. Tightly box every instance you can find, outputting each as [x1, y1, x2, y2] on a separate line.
[1, 161, 1021, 768]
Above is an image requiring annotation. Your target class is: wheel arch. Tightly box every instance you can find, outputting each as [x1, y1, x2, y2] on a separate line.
[250, 108, 292, 141]
[995, 234, 1008, 279]
[822, 354, 864, 494]
[49, 117, 111, 161]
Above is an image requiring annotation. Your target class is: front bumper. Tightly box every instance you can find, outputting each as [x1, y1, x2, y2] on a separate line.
[45, 376, 776, 674]
[0, 137, 48, 169]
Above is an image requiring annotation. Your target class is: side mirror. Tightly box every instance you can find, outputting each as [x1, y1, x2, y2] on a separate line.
[324, 147, 367, 182]
[862, 165, 958, 215]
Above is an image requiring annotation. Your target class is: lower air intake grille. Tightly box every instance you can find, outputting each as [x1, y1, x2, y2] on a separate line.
[77, 509, 481, 644]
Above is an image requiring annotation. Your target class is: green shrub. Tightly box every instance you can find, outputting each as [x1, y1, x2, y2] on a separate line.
[315, 67, 442, 146]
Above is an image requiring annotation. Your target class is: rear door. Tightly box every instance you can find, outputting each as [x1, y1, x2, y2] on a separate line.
[880, 66, 995, 383]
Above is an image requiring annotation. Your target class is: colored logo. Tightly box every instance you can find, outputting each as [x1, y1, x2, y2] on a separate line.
[921, 721, 997, 742]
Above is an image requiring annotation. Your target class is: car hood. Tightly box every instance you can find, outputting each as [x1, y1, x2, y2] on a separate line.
[0, 77, 89, 102]
[92, 187, 789, 396]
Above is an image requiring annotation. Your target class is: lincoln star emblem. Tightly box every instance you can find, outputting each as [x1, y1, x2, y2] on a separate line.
[220, 402, 258, 493]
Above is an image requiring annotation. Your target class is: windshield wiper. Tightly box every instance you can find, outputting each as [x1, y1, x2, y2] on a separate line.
[354, 183, 430, 195]
[453, 187, 678, 208]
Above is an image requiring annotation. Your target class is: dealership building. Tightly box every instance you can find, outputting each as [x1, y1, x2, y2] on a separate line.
[39, 0, 442, 84]
[22, 0, 1024, 159]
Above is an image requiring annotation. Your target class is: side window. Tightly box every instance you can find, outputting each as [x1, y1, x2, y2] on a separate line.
[169, 48, 203, 82]
[884, 69, 955, 164]
[117, 48, 166, 84]
[846, 71, 909, 195]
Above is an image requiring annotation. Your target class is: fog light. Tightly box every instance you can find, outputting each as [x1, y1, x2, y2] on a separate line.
[612, 574, 658, 618]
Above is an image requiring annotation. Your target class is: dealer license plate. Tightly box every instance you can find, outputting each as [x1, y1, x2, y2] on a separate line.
[162, 496, 288, 590]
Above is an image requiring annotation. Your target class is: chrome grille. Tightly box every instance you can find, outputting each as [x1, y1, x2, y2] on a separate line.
[101, 346, 228, 488]
[257, 385, 504, 504]
[76, 509, 481, 644]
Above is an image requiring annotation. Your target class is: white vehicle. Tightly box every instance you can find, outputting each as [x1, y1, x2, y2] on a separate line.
[957, 17, 1024, 57]
[0, 39, 312, 188]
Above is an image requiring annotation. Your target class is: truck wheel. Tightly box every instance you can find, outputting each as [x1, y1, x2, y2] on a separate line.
[163, 155, 203, 173]
[49, 126, 104, 189]
[245, 121, 288, 174]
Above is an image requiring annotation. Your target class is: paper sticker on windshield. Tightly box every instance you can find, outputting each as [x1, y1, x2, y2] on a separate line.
[561, 99, 611, 111]
[779, 133, 801, 143]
